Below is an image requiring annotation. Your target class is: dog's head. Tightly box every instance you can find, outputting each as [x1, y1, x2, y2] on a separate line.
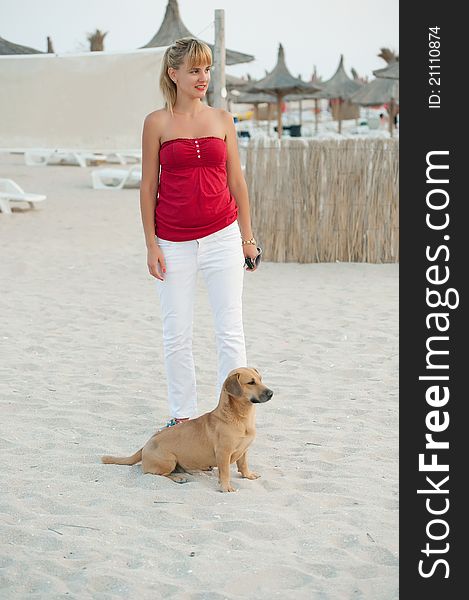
[223, 367, 273, 405]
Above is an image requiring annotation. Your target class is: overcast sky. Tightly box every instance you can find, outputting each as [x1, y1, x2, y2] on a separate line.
[1, 0, 398, 80]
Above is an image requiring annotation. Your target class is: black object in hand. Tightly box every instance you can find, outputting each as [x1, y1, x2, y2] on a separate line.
[244, 247, 263, 270]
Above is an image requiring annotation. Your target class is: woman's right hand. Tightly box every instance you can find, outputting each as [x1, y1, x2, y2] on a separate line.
[147, 244, 167, 280]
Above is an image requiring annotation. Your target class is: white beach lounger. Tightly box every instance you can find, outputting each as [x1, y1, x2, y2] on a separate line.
[91, 165, 142, 190]
[25, 149, 107, 167]
[0, 178, 46, 215]
[104, 151, 142, 165]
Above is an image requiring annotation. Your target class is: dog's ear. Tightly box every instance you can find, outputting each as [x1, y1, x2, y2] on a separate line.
[252, 368, 260, 375]
[224, 372, 243, 397]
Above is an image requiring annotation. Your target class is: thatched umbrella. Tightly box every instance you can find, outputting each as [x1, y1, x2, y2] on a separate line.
[285, 65, 322, 134]
[284, 69, 323, 132]
[244, 43, 321, 138]
[231, 91, 276, 104]
[350, 77, 399, 136]
[0, 35, 43, 55]
[230, 89, 277, 133]
[373, 60, 399, 80]
[311, 54, 362, 134]
[207, 73, 252, 111]
[141, 0, 254, 66]
[210, 72, 250, 99]
[378, 47, 398, 64]
[88, 29, 108, 52]
[224, 73, 250, 90]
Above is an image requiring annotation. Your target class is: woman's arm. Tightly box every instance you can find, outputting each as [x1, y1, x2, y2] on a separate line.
[139, 112, 166, 280]
[140, 113, 160, 249]
[223, 111, 254, 242]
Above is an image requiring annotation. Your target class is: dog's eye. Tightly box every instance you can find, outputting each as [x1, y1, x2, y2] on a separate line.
[247, 380, 256, 385]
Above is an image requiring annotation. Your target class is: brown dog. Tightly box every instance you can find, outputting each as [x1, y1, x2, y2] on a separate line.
[101, 367, 273, 492]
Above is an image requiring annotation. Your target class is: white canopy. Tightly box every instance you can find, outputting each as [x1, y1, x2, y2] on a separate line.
[0, 47, 166, 152]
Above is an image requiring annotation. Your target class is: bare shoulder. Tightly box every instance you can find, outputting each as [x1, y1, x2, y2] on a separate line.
[144, 108, 168, 129]
[208, 108, 235, 141]
[143, 109, 171, 148]
[201, 106, 232, 126]
[215, 107, 235, 126]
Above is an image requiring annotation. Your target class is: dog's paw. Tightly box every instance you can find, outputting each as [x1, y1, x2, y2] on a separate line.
[241, 471, 261, 480]
[219, 484, 238, 493]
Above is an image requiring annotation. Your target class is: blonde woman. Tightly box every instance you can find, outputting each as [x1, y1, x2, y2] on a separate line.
[139, 38, 259, 428]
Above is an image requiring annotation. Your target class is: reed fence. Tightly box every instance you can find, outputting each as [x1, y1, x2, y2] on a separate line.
[244, 138, 399, 263]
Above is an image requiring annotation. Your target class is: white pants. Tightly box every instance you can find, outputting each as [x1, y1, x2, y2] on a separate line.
[155, 220, 247, 418]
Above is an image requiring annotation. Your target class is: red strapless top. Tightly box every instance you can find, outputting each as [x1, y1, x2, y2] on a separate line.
[155, 136, 238, 241]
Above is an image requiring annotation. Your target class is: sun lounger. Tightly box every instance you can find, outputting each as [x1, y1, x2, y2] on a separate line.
[25, 149, 107, 167]
[0, 178, 46, 215]
[104, 151, 141, 165]
[91, 164, 142, 190]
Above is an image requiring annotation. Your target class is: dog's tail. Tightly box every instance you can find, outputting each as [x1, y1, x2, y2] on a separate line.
[101, 448, 143, 465]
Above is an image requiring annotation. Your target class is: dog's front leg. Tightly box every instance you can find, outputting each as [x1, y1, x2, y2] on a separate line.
[236, 452, 260, 480]
[216, 450, 236, 492]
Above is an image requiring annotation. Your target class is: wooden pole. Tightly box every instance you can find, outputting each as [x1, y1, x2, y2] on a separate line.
[338, 98, 342, 134]
[314, 98, 319, 135]
[299, 98, 303, 126]
[213, 10, 227, 110]
[267, 103, 272, 136]
[277, 93, 283, 139]
[388, 98, 395, 137]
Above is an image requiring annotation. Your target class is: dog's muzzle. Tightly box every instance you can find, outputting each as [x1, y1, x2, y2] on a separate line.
[250, 388, 274, 404]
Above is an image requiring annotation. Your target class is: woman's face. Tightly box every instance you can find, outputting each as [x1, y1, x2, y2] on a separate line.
[169, 55, 211, 99]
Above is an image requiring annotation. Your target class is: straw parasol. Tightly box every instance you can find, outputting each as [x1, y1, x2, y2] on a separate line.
[350, 77, 399, 105]
[212, 72, 252, 98]
[311, 55, 362, 134]
[286, 68, 323, 133]
[231, 91, 276, 104]
[87, 29, 108, 52]
[373, 60, 399, 80]
[350, 77, 399, 136]
[0, 35, 43, 55]
[284, 69, 323, 131]
[223, 73, 250, 90]
[230, 89, 277, 132]
[207, 73, 253, 111]
[244, 43, 321, 138]
[141, 0, 254, 66]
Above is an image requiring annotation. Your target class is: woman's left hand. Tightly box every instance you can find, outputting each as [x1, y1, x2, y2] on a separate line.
[243, 244, 260, 271]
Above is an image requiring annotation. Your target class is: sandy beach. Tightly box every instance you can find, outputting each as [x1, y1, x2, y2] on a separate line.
[0, 152, 398, 599]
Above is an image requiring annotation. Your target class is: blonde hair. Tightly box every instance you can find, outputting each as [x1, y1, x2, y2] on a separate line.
[160, 37, 213, 116]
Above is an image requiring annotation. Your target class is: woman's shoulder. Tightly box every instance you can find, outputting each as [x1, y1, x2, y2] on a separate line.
[204, 107, 235, 134]
[207, 106, 234, 121]
[144, 108, 168, 126]
[143, 110, 170, 145]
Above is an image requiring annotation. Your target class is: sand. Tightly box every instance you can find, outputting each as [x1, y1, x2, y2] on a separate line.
[0, 152, 398, 599]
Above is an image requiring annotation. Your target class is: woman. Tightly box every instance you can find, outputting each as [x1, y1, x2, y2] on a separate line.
[139, 37, 259, 428]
